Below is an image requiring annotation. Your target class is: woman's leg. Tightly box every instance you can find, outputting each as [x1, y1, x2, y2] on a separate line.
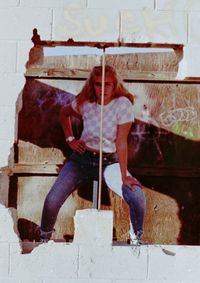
[40, 160, 83, 240]
[122, 184, 146, 239]
[103, 162, 146, 241]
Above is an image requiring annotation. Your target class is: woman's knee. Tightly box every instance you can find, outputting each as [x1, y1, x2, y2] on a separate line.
[122, 184, 145, 203]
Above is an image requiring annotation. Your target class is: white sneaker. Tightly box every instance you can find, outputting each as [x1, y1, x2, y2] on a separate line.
[130, 237, 141, 246]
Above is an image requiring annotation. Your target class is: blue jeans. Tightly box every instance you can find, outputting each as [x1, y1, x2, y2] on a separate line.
[40, 151, 146, 240]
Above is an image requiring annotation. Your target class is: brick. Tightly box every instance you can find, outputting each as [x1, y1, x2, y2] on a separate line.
[148, 245, 200, 281]
[0, 41, 17, 73]
[180, 45, 200, 77]
[79, 245, 148, 280]
[0, 73, 24, 106]
[0, 106, 15, 140]
[120, 10, 187, 43]
[0, 0, 19, 6]
[0, 8, 52, 40]
[0, 243, 9, 276]
[0, 278, 19, 283]
[20, 0, 86, 8]
[189, 12, 200, 44]
[88, 0, 154, 10]
[73, 209, 113, 245]
[157, 0, 200, 11]
[10, 243, 79, 279]
[53, 8, 120, 42]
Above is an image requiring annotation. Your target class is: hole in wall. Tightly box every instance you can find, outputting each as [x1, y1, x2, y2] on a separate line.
[6, 29, 200, 249]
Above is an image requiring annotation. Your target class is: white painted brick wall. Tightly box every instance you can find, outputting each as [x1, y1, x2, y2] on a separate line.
[0, 0, 20, 7]
[2, 240, 200, 282]
[0, 73, 24, 106]
[78, 245, 148, 280]
[0, 41, 17, 73]
[0, 7, 52, 40]
[0, 244, 9, 276]
[189, 12, 200, 44]
[148, 245, 200, 281]
[0, 106, 15, 141]
[0, 1, 200, 282]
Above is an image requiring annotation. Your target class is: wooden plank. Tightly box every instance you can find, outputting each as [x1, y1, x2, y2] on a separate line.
[17, 141, 65, 165]
[26, 52, 179, 81]
[25, 69, 178, 81]
[10, 164, 200, 177]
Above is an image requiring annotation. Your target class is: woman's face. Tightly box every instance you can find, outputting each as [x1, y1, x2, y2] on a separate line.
[93, 74, 115, 105]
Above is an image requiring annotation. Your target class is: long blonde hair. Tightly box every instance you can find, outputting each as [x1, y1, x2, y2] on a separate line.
[76, 65, 134, 110]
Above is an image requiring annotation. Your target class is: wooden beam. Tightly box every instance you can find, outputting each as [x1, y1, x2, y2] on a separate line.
[8, 164, 200, 177]
[32, 28, 183, 51]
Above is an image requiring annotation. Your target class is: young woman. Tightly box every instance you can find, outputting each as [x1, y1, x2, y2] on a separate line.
[40, 65, 146, 244]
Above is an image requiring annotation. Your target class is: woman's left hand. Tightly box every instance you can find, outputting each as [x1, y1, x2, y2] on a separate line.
[122, 176, 142, 191]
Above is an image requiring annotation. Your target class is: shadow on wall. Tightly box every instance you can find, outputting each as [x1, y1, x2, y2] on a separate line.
[13, 78, 200, 245]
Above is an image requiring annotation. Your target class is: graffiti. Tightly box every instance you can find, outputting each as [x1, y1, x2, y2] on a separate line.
[36, 89, 72, 111]
[159, 107, 197, 127]
[172, 123, 199, 140]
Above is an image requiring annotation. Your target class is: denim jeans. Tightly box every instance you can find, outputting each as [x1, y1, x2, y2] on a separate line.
[40, 151, 146, 240]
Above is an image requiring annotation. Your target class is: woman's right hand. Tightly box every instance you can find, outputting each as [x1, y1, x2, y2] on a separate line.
[67, 139, 86, 153]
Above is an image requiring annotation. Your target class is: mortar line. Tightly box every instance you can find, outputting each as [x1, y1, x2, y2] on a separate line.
[154, 0, 156, 11]
[8, 243, 11, 276]
[119, 11, 122, 42]
[15, 41, 19, 73]
[50, 8, 54, 40]
[146, 246, 150, 280]
[186, 11, 189, 44]
[77, 245, 80, 279]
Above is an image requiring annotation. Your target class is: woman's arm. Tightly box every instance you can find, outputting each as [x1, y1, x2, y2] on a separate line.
[116, 122, 141, 189]
[59, 104, 85, 153]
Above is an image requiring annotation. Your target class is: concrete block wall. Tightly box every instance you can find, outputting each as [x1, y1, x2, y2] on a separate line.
[1, 0, 200, 282]
[0, 206, 200, 282]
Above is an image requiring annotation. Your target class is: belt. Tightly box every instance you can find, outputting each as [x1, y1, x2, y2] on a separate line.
[84, 149, 114, 157]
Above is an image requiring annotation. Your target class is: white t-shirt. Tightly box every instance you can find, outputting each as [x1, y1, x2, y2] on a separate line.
[71, 96, 134, 153]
